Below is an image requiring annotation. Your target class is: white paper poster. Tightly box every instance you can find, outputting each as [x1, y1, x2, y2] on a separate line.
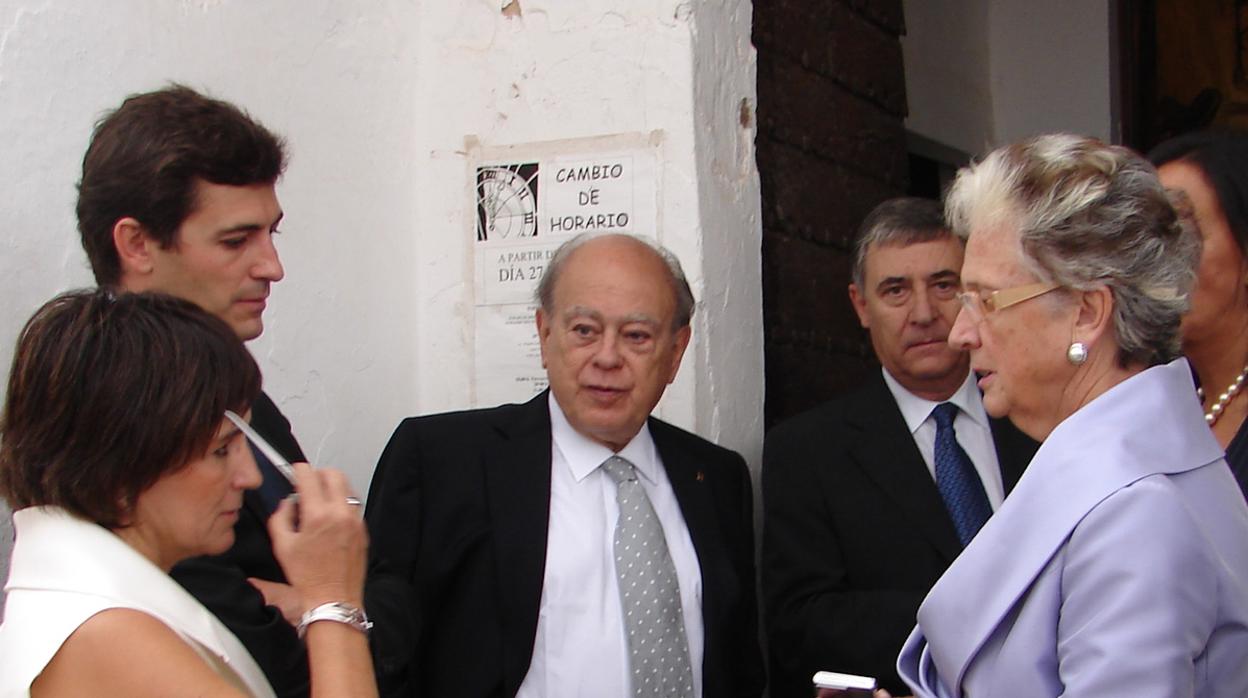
[467, 132, 662, 406]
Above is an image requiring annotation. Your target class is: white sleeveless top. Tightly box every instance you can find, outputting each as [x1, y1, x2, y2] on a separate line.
[0, 506, 276, 697]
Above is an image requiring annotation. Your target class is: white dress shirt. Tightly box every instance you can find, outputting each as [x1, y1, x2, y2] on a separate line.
[880, 367, 1006, 508]
[517, 394, 704, 698]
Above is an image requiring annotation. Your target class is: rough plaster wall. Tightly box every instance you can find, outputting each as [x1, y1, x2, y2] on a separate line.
[0, 0, 419, 586]
[689, 1, 763, 466]
[411, 1, 764, 462]
[903, 0, 1112, 154]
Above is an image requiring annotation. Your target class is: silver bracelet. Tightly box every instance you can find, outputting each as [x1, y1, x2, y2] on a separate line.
[296, 601, 373, 639]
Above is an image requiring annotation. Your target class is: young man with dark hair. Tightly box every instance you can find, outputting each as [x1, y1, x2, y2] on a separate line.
[75, 85, 311, 697]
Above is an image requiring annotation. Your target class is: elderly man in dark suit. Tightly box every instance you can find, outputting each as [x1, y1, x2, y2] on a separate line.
[365, 232, 764, 698]
[761, 198, 1037, 697]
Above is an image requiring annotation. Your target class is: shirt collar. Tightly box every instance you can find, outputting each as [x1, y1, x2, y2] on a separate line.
[880, 366, 989, 434]
[548, 392, 660, 484]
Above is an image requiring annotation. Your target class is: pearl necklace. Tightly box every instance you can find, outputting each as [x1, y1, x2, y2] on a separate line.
[1197, 363, 1248, 426]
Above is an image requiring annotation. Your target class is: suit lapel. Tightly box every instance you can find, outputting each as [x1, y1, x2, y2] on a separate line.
[484, 392, 554, 694]
[847, 377, 962, 562]
[651, 419, 741, 689]
[652, 419, 732, 583]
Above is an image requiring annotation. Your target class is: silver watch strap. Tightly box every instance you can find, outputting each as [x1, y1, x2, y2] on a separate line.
[296, 601, 373, 639]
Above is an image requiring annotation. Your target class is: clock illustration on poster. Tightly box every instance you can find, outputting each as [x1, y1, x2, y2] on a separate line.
[476, 163, 539, 240]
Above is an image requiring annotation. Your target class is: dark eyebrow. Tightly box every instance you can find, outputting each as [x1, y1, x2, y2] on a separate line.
[217, 211, 284, 236]
[928, 269, 960, 283]
[215, 423, 242, 446]
[875, 275, 912, 292]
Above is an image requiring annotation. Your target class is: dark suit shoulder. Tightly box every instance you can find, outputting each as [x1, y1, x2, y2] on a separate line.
[365, 394, 552, 697]
[250, 391, 306, 463]
[387, 393, 545, 445]
[765, 375, 890, 448]
[648, 416, 745, 464]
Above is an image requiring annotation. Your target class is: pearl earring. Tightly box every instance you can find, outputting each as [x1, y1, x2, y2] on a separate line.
[1067, 342, 1088, 366]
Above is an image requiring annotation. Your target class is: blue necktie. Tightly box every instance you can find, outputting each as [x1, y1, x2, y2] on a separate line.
[932, 402, 992, 547]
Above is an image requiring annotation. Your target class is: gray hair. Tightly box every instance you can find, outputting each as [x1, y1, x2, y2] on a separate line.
[945, 133, 1201, 368]
[851, 197, 954, 288]
[535, 232, 696, 329]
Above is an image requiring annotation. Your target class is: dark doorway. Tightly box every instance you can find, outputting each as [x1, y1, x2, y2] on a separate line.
[754, 0, 910, 427]
[1118, 0, 1247, 153]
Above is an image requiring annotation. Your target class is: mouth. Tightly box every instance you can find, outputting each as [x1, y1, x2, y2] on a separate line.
[583, 384, 629, 401]
[974, 368, 995, 389]
[234, 298, 267, 320]
[235, 287, 270, 307]
[906, 337, 949, 351]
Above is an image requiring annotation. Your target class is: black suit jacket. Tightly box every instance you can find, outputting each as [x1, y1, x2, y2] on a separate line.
[170, 392, 309, 698]
[760, 373, 1037, 697]
[364, 391, 765, 698]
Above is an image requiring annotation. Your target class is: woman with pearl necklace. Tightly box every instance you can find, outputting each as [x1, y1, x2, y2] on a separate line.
[1152, 129, 1248, 500]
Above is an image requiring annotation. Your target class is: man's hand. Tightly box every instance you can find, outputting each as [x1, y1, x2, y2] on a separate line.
[248, 578, 304, 626]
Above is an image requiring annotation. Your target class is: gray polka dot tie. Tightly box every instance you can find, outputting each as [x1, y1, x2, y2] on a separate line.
[601, 455, 695, 698]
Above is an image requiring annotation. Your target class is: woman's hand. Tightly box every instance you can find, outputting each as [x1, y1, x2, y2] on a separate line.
[268, 462, 368, 611]
[269, 463, 377, 697]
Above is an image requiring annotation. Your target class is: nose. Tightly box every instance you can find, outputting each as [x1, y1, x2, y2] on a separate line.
[251, 232, 285, 283]
[235, 445, 264, 490]
[593, 328, 624, 369]
[948, 306, 980, 351]
[910, 287, 935, 325]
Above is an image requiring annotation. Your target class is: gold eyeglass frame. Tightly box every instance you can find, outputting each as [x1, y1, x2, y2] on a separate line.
[958, 281, 1061, 320]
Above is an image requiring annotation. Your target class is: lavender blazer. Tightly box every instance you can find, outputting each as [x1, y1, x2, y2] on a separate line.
[898, 359, 1248, 697]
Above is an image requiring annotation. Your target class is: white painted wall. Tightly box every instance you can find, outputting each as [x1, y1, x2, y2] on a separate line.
[0, 1, 762, 590]
[0, 0, 422, 587]
[903, 0, 1113, 156]
[689, 1, 765, 465]
[409, 0, 764, 463]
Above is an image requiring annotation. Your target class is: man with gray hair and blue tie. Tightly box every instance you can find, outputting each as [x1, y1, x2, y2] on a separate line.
[364, 232, 764, 698]
[761, 197, 1037, 697]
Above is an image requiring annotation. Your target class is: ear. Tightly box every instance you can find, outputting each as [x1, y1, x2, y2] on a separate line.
[535, 307, 551, 369]
[112, 217, 156, 281]
[666, 325, 692, 384]
[1071, 286, 1114, 348]
[848, 283, 870, 329]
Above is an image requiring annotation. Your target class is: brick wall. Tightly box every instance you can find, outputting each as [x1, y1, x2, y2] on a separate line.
[754, 0, 910, 425]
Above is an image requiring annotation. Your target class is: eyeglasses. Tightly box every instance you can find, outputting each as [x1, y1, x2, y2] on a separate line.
[956, 281, 1061, 323]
